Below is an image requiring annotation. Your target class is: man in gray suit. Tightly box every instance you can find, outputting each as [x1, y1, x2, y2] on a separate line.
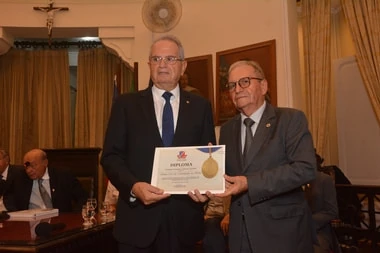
[211, 60, 316, 253]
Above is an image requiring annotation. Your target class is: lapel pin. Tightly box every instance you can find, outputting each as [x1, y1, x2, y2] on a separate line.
[266, 123, 271, 128]
[186, 100, 190, 104]
[52, 188, 55, 192]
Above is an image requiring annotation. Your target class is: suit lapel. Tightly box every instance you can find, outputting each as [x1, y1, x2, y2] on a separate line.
[243, 104, 276, 172]
[172, 90, 190, 146]
[230, 115, 245, 173]
[48, 168, 57, 201]
[139, 87, 163, 146]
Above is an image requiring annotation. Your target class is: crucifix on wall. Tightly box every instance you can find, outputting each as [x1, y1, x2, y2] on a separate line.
[33, 0, 69, 44]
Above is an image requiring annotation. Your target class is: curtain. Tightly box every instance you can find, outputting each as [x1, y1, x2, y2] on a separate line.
[0, 49, 71, 164]
[301, 0, 335, 161]
[74, 47, 134, 147]
[341, 0, 380, 125]
[75, 47, 135, 201]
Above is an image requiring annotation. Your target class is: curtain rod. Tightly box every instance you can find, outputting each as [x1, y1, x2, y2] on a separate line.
[14, 40, 103, 49]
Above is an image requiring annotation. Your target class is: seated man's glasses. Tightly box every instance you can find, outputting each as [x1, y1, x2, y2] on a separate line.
[24, 161, 38, 169]
[149, 56, 183, 65]
[225, 76, 263, 91]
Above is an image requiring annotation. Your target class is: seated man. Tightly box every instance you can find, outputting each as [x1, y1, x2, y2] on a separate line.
[322, 164, 363, 227]
[4, 148, 88, 212]
[0, 149, 23, 211]
[203, 196, 230, 253]
[305, 153, 341, 253]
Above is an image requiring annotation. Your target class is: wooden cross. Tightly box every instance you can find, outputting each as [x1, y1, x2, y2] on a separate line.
[33, 0, 69, 45]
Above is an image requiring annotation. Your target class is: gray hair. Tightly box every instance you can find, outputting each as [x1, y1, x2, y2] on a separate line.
[228, 60, 271, 103]
[228, 60, 266, 79]
[149, 35, 185, 59]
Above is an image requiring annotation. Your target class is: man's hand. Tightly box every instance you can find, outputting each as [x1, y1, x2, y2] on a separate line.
[214, 174, 248, 197]
[220, 213, 230, 236]
[131, 182, 170, 205]
[188, 189, 209, 203]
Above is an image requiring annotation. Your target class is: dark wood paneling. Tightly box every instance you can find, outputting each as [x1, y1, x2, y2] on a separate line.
[43, 148, 101, 202]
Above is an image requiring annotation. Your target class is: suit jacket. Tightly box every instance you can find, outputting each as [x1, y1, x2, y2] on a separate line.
[5, 167, 88, 212]
[307, 171, 340, 252]
[219, 104, 316, 253]
[0, 164, 23, 198]
[101, 87, 216, 247]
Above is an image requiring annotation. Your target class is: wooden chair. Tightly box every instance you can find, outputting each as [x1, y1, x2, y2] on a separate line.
[43, 148, 102, 204]
[334, 184, 380, 252]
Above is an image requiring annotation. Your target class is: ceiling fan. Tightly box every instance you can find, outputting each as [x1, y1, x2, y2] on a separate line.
[142, 0, 182, 33]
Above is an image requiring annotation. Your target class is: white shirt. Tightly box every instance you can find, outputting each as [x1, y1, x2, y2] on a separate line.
[151, 85, 180, 137]
[1, 165, 9, 180]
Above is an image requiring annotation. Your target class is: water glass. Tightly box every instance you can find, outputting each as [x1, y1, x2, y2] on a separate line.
[82, 205, 92, 226]
[100, 201, 110, 217]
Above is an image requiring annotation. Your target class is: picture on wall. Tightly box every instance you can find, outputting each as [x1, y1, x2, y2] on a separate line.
[182, 54, 215, 121]
[215, 39, 277, 125]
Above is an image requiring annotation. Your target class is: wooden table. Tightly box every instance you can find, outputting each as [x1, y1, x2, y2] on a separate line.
[0, 212, 117, 253]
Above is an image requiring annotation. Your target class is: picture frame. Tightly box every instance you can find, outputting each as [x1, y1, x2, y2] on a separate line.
[183, 54, 215, 120]
[215, 39, 277, 125]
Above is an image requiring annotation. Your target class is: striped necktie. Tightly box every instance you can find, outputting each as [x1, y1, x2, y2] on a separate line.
[38, 179, 53, 208]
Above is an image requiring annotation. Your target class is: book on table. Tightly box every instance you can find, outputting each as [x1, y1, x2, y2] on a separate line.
[8, 208, 59, 220]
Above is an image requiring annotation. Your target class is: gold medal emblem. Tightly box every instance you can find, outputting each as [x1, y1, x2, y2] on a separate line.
[201, 147, 219, 178]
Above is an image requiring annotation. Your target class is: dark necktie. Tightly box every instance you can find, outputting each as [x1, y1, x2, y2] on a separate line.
[162, 92, 174, 147]
[38, 179, 53, 208]
[243, 118, 255, 163]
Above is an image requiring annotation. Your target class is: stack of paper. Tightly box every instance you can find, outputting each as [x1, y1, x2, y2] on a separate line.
[8, 208, 59, 221]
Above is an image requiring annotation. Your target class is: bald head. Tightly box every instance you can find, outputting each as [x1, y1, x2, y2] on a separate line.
[23, 149, 48, 180]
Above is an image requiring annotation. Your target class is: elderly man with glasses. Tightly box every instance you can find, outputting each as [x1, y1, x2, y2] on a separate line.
[101, 35, 215, 253]
[5, 148, 88, 212]
[208, 60, 317, 253]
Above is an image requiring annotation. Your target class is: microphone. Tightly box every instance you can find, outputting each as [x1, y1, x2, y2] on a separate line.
[0, 211, 10, 222]
[35, 222, 66, 237]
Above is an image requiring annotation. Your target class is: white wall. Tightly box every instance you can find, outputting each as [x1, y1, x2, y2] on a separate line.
[334, 56, 380, 185]
[0, 0, 302, 112]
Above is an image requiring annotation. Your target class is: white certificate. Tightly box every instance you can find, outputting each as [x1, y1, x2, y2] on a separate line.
[151, 145, 225, 194]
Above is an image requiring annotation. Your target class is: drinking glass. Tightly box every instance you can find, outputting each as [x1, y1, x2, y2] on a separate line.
[100, 201, 110, 217]
[87, 198, 97, 211]
[86, 199, 96, 222]
[82, 204, 92, 226]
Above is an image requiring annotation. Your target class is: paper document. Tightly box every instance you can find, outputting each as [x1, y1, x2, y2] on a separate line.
[151, 145, 225, 194]
[8, 208, 59, 221]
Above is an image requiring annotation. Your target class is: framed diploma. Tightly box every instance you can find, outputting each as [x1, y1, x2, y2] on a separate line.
[151, 145, 225, 194]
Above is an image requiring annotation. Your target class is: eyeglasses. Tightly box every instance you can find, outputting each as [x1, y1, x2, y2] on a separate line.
[24, 161, 38, 169]
[225, 77, 263, 91]
[149, 56, 183, 65]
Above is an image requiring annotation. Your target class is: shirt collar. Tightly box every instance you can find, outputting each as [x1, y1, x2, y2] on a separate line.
[41, 167, 50, 180]
[241, 101, 266, 124]
[1, 165, 9, 180]
[152, 84, 180, 101]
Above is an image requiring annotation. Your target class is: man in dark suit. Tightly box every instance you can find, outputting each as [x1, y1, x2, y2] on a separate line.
[5, 148, 88, 212]
[211, 60, 316, 253]
[0, 149, 23, 210]
[306, 170, 341, 253]
[101, 35, 216, 253]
